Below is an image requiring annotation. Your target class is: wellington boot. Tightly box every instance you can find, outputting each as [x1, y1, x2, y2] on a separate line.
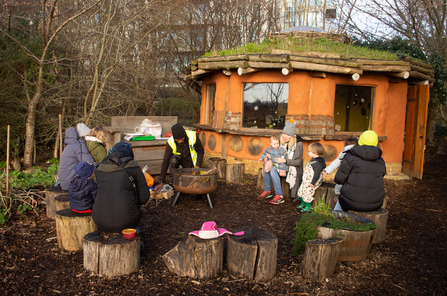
[300, 202, 312, 213]
[297, 198, 306, 209]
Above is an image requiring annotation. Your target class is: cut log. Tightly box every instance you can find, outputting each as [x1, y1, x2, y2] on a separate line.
[308, 71, 327, 78]
[54, 195, 70, 212]
[354, 59, 410, 66]
[45, 186, 68, 219]
[409, 70, 435, 82]
[389, 71, 410, 79]
[247, 61, 290, 69]
[162, 235, 224, 279]
[226, 163, 245, 183]
[362, 65, 411, 72]
[281, 68, 291, 75]
[300, 238, 343, 279]
[227, 228, 278, 281]
[290, 61, 362, 75]
[208, 157, 227, 179]
[198, 55, 248, 63]
[83, 231, 140, 277]
[289, 55, 361, 68]
[222, 69, 232, 76]
[247, 54, 290, 63]
[352, 73, 360, 81]
[237, 67, 262, 75]
[348, 208, 388, 243]
[199, 61, 248, 70]
[401, 56, 433, 69]
[55, 209, 97, 251]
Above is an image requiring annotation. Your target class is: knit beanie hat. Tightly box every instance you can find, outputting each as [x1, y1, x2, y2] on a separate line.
[358, 130, 378, 147]
[109, 141, 134, 158]
[77, 123, 91, 138]
[75, 161, 95, 179]
[282, 122, 296, 137]
[171, 123, 186, 139]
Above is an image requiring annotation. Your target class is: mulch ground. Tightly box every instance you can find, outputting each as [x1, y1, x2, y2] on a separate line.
[1, 141, 447, 295]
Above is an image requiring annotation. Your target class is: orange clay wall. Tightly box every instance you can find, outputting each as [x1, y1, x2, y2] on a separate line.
[199, 70, 407, 172]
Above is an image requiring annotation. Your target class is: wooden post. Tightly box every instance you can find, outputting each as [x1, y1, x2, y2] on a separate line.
[208, 157, 227, 179]
[6, 125, 10, 196]
[301, 238, 343, 279]
[83, 231, 140, 277]
[227, 228, 277, 282]
[162, 235, 224, 279]
[55, 209, 97, 251]
[348, 209, 388, 243]
[54, 195, 70, 212]
[59, 114, 62, 158]
[45, 186, 68, 219]
[226, 163, 245, 183]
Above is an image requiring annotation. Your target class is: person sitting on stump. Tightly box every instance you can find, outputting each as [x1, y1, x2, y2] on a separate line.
[92, 142, 149, 232]
[154, 123, 204, 191]
[68, 161, 97, 213]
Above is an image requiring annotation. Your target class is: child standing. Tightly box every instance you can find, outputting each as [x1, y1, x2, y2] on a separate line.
[297, 143, 326, 212]
[257, 136, 288, 204]
[324, 137, 358, 202]
[68, 161, 97, 213]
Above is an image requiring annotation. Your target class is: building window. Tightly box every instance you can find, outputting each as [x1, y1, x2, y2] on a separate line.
[243, 83, 289, 129]
[206, 84, 216, 125]
[334, 85, 374, 132]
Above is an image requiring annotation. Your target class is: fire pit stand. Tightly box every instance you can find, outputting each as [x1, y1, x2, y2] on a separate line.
[171, 168, 218, 208]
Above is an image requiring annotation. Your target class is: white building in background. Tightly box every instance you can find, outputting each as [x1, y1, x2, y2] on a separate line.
[279, 0, 336, 32]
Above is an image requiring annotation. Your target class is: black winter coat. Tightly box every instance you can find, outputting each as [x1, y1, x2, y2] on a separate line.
[92, 153, 149, 232]
[334, 145, 386, 212]
[68, 176, 97, 211]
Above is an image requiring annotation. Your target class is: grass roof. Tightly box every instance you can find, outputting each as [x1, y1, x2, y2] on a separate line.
[203, 37, 398, 60]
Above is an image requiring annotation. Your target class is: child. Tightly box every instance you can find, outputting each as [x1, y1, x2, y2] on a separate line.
[257, 136, 288, 204]
[259, 135, 288, 175]
[68, 161, 97, 213]
[85, 127, 108, 163]
[297, 143, 326, 212]
[324, 137, 358, 202]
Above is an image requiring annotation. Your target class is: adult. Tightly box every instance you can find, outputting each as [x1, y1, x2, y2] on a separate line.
[85, 127, 108, 163]
[77, 123, 91, 140]
[92, 142, 149, 232]
[334, 130, 386, 212]
[273, 121, 304, 202]
[154, 123, 204, 190]
[58, 127, 95, 190]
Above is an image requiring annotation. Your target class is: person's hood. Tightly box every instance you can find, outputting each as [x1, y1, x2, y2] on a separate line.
[310, 156, 326, 168]
[64, 127, 79, 145]
[342, 144, 356, 152]
[349, 145, 382, 161]
[70, 176, 95, 192]
[85, 136, 102, 143]
[97, 152, 140, 173]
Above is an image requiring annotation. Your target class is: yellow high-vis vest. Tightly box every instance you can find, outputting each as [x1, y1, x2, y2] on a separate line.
[167, 130, 198, 167]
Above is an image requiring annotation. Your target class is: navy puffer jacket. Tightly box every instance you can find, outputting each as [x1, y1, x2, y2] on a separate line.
[57, 127, 94, 190]
[68, 176, 97, 211]
[334, 145, 386, 212]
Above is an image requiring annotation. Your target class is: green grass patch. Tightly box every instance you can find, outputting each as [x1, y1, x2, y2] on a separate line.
[203, 38, 398, 60]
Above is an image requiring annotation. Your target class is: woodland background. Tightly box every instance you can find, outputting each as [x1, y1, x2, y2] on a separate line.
[0, 0, 446, 168]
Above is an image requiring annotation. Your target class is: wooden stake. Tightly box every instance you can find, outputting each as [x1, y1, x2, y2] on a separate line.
[6, 125, 10, 196]
[59, 114, 62, 158]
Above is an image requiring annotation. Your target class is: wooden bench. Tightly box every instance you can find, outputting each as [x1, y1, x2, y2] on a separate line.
[104, 116, 177, 175]
[83, 231, 140, 277]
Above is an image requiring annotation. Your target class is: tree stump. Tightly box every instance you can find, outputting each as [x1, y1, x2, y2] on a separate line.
[55, 209, 97, 251]
[208, 157, 227, 179]
[54, 195, 70, 212]
[227, 228, 277, 281]
[312, 182, 336, 208]
[300, 238, 343, 279]
[162, 235, 224, 279]
[256, 168, 291, 199]
[83, 231, 140, 277]
[348, 208, 388, 243]
[45, 186, 68, 219]
[226, 163, 245, 183]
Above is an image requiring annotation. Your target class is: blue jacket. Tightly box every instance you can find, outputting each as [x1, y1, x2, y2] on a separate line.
[68, 176, 97, 211]
[58, 127, 94, 190]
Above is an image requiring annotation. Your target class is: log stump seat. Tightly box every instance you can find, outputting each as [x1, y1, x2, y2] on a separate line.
[162, 235, 224, 279]
[45, 186, 68, 219]
[208, 157, 227, 179]
[54, 195, 70, 212]
[227, 228, 278, 282]
[83, 231, 140, 277]
[348, 208, 388, 243]
[55, 209, 97, 251]
[301, 238, 343, 279]
[226, 163, 245, 183]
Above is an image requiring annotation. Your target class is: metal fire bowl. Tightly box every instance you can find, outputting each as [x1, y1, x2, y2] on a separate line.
[173, 168, 218, 195]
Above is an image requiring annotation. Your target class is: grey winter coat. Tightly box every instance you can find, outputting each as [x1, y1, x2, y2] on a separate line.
[58, 127, 95, 190]
[280, 135, 304, 199]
